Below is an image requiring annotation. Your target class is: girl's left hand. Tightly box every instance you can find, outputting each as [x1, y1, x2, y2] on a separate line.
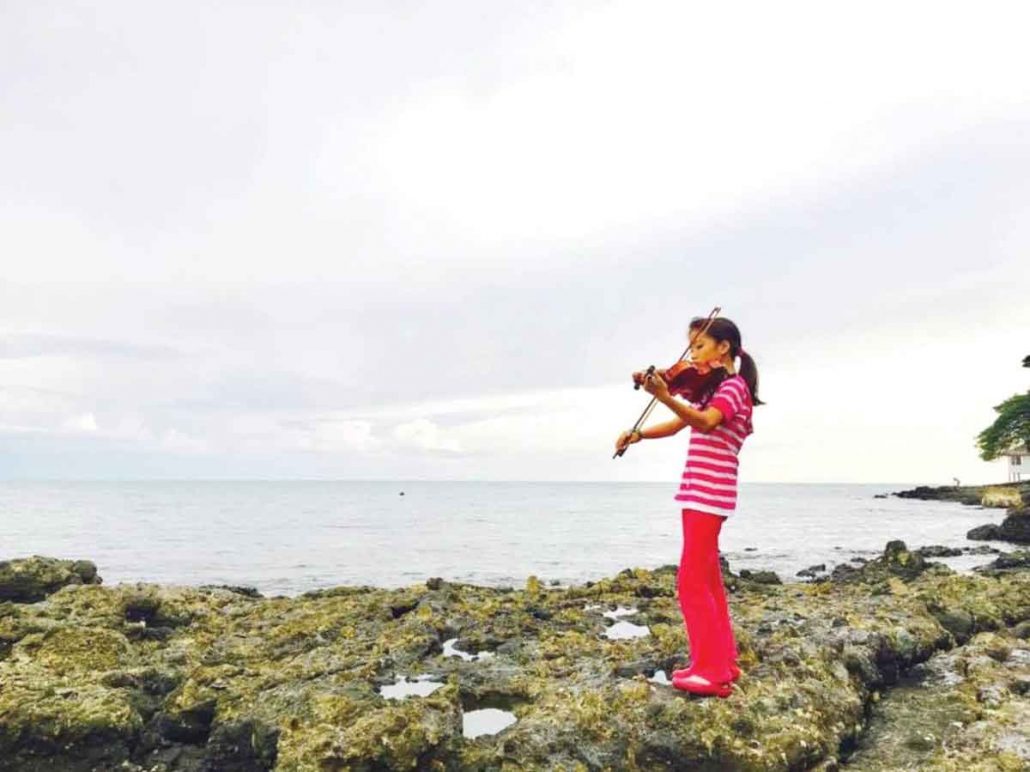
[641, 371, 670, 400]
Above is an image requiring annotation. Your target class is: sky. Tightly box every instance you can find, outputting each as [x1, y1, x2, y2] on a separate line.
[1, 1, 1028, 484]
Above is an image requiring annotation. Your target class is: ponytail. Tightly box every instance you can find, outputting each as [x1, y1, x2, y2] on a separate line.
[737, 349, 764, 406]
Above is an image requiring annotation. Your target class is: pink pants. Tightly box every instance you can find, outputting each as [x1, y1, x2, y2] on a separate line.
[677, 508, 739, 682]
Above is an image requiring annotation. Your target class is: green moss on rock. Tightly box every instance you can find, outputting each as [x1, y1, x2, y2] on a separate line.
[0, 546, 1026, 770]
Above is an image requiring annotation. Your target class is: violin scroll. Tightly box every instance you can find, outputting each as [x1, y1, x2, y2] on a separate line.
[632, 365, 656, 390]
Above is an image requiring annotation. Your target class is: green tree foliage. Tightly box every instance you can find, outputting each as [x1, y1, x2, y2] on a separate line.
[977, 390, 1030, 460]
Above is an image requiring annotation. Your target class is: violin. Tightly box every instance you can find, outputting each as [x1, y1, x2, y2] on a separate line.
[614, 306, 722, 459]
[635, 358, 726, 403]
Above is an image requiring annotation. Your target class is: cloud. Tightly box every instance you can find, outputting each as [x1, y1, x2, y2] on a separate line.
[158, 428, 209, 455]
[392, 419, 463, 453]
[61, 412, 97, 433]
[293, 419, 382, 454]
[0, 333, 184, 361]
[0, 2, 1028, 482]
[3, 2, 1029, 284]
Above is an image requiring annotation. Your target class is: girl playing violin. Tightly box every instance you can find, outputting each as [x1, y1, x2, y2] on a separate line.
[614, 315, 763, 697]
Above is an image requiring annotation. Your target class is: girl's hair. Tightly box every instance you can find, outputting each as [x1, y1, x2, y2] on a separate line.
[687, 316, 765, 408]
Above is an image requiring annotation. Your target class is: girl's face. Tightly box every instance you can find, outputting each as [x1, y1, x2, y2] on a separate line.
[689, 331, 730, 365]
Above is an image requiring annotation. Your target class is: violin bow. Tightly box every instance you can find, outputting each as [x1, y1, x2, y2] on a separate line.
[612, 305, 721, 459]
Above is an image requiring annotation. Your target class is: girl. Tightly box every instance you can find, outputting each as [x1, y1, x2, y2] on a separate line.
[614, 316, 762, 698]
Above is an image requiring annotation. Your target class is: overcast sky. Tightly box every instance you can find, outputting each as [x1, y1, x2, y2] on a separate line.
[2, 1, 1028, 484]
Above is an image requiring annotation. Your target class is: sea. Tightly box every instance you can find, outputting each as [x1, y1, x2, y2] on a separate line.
[0, 481, 1013, 598]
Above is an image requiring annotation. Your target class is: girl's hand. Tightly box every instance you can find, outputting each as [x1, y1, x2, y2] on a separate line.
[632, 367, 667, 388]
[641, 371, 670, 400]
[615, 429, 641, 453]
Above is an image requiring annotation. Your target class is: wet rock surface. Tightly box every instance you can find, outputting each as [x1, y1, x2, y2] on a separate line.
[0, 556, 101, 604]
[967, 513, 1030, 545]
[841, 632, 1030, 770]
[0, 542, 1026, 771]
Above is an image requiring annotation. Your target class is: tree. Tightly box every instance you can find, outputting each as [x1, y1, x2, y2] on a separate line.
[976, 356, 1030, 461]
[977, 390, 1030, 461]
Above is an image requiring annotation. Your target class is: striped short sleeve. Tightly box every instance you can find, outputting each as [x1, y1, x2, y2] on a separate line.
[708, 377, 748, 423]
[676, 374, 753, 515]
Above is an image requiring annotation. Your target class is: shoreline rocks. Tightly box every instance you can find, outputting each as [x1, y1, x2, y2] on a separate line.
[892, 481, 1029, 509]
[0, 544, 1027, 770]
[893, 482, 1030, 547]
[967, 514, 1030, 545]
[842, 629, 1030, 770]
[0, 556, 101, 604]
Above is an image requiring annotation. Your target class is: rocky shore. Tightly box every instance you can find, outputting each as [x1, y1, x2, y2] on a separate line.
[892, 481, 1030, 546]
[0, 547, 1028, 771]
[892, 481, 1029, 510]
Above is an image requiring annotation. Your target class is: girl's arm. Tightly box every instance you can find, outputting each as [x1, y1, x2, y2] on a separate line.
[640, 371, 723, 433]
[656, 394, 723, 433]
[639, 416, 688, 439]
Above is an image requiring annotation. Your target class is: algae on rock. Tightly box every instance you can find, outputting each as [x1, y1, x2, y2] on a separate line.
[0, 541, 1027, 770]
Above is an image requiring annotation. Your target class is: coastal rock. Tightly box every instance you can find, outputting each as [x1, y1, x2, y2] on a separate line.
[0, 555, 101, 603]
[826, 539, 942, 586]
[893, 485, 984, 506]
[796, 563, 827, 578]
[974, 550, 1030, 577]
[968, 523, 1003, 540]
[982, 487, 1025, 508]
[0, 546, 1026, 770]
[738, 569, 782, 584]
[968, 511, 1030, 545]
[915, 545, 963, 558]
[842, 631, 1030, 769]
[998, 511, 1030, 543]
[198, 583, 264, 598]
[893, 481, 1030, 508]
[966, 544, 1002, 554]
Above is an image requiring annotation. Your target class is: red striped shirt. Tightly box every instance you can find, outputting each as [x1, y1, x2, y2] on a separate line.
[674, 374, 753, 517]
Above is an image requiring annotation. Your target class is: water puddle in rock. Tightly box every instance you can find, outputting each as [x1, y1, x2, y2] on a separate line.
[442, 637, 495, 661]
[648, 669, 672, 685]
[463, 707, 518, 738]
[378, 674, 445, 699]
[603, 620, 651, 639]
[460, 692, 524, 739]
[584, 603, 651, 640]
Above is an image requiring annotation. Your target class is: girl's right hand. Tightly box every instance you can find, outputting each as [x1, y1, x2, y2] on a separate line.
[615, 429, 641, 453]
[632, 368, 667, 386]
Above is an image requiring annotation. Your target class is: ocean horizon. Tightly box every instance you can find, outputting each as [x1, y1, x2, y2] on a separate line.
[0, 480, 1013, 597]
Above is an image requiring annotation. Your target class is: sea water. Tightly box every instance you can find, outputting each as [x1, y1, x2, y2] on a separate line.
[0, 481, 1012, 597]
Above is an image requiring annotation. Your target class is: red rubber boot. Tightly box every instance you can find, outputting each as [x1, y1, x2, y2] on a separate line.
[671, 672, 733, 697]
[672, 661, 741, 681]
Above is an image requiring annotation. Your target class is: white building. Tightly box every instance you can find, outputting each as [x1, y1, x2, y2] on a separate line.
[1002, 442, 1030, 482]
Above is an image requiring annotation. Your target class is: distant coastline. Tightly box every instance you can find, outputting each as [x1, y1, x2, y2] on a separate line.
[892, 480, 1029, 508]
